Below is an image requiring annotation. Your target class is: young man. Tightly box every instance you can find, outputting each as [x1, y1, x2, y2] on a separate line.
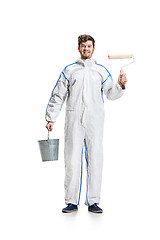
[46, 34, 127, 213]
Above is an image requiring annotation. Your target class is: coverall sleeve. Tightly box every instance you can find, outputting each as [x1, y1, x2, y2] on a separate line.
[102, 75, 124, 100]
[45, 72, 68, 122]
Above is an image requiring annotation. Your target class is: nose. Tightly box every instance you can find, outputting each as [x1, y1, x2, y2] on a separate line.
[84, 46, 89, 51]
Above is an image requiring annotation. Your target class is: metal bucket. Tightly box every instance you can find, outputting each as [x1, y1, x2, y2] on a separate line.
[38, 131, 59, 161]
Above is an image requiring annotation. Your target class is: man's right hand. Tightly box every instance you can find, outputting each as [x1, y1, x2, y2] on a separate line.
[46, 121, 54, 131]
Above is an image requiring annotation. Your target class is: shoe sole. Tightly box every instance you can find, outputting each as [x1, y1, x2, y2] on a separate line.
[88, 209, 103, 213]
[62, 209, 78, 213]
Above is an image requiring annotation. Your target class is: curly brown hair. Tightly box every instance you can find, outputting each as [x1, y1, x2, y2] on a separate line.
[78, 34, 95, 48]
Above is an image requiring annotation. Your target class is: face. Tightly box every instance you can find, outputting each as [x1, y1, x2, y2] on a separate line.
[78, 40, 95, 59]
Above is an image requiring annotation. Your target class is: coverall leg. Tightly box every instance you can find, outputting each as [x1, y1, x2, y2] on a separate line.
[64, 111, 85, 205]
[84, 115, 104, 206]
[64, 110, 104, 206]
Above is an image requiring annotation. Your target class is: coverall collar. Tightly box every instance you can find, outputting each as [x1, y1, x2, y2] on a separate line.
[76, 57, 96, 67]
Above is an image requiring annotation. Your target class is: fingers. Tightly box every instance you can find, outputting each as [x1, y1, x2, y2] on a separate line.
[46, 124, 49, 131]
[48, 125, 52, 131]
[120, 73, 127, 82]
[119, 73, 127, 86]
[46, 122, 53, 131]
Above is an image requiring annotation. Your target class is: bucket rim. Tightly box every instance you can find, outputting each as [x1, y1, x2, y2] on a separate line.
[38, 139, 59, 143]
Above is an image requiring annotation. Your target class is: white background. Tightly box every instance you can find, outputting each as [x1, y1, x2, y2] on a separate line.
[0, 0, 160, 239]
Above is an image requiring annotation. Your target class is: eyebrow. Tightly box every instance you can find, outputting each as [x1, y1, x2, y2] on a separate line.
[81, 44, 92, 47]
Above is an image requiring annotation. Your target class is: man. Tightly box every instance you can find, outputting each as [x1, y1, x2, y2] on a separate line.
[46, 34, 127, 213]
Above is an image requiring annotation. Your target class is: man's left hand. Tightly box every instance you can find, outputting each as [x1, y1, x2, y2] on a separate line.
[118, 73, 127, 87]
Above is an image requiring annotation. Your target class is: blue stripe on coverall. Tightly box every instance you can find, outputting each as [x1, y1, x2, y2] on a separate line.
[95, 62, 113, 84]
[84, 139, 90, 206]
[96, 62, 113, 103]
[78, 146, 84, 205]
[78, 139, 90, 206]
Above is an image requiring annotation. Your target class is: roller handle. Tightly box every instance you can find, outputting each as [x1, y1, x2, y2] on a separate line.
[122, 84, 125, 90]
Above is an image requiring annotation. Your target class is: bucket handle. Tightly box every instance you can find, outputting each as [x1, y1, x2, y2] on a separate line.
[47, 130, 50, 140]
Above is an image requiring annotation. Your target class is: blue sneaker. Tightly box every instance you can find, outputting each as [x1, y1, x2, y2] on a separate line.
[88, 203, 103, 213]
[62, 204, 78, 213]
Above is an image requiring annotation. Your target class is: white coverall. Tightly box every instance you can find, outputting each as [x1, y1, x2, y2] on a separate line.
[46, 58, 124, 206]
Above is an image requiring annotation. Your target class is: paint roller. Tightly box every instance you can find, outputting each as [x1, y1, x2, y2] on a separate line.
[108, 54, 135, 89]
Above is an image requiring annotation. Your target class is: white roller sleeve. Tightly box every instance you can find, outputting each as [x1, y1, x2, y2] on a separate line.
[108, 54, 133, 59]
